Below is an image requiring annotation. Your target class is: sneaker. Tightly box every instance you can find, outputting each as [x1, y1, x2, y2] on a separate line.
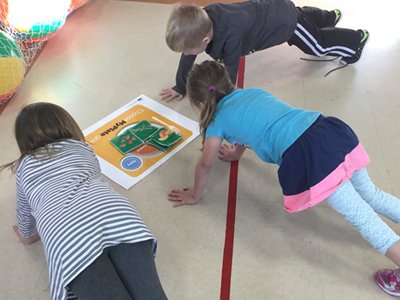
[333, 9, 342, 26]
[359, 29, 369, 45]
[341, 29, 369, 64]
[375, 268, 400, 296]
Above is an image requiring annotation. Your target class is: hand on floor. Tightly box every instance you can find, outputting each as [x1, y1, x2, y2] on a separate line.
[159, 88, 183, 102]
[13, 225, 40, 245]
[218, 143, 244, 162]
[168, 188, 199, 207]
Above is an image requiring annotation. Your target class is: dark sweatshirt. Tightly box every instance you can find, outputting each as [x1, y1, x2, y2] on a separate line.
[172, 0, 298, 96]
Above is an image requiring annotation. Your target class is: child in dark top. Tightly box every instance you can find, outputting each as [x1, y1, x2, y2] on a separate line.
[167, 60, 400, 297]
[160, 0, 369, 102]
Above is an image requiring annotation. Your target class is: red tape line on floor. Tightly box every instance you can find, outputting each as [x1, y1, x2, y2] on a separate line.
[220, 160, 239, 300]
[220, 57, 245, 300]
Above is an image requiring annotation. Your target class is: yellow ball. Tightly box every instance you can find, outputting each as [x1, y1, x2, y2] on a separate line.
[0, 30, 24, 102]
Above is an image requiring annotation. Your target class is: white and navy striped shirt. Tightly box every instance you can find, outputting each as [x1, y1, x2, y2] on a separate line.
[16, 139, 156, 300]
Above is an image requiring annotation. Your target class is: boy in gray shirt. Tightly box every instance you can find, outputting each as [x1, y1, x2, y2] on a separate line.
[160, 0, 368, 101]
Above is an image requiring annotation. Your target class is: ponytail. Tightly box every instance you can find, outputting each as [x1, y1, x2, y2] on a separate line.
[187, 61, 235, 144]
[199, 91, 218, 142]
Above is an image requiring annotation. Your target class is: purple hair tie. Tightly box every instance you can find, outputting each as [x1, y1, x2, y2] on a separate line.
[208, 85, 217, 91]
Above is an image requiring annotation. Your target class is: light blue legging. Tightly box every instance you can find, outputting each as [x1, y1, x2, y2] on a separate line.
[326, 168, 400, 254]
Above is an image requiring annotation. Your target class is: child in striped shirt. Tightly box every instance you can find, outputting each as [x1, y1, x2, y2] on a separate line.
[2, 102, 168, 300]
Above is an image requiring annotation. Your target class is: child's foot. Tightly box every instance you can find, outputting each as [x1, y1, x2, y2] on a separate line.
[375, 268, 400, 296]
[341, 29, 369, 64]
[333, 9, 342, 26]
[358, 29, 369, 45]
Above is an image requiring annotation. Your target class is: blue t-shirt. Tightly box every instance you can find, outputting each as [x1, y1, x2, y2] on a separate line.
[205, 88, 321, 164]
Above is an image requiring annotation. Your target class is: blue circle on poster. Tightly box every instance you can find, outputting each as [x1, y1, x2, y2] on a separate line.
[121, 155, 142, 171]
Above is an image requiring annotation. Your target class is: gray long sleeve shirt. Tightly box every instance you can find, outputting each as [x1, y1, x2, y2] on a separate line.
[172, 0, 298, 96]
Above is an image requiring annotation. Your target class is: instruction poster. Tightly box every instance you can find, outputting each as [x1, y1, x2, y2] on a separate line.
[83, 95, 199, 189]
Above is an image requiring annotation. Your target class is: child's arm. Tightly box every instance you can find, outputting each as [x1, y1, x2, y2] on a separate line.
[223, 38, 242, 85]
[168, 136, 222, 207]
[13, 225, 40, 245]
[218, 143, 246, 161]
[15, 175, 40, 245]
[160, 54, 197, 101]
[226, 58, 240, 86]
[159, 88, 183, 102]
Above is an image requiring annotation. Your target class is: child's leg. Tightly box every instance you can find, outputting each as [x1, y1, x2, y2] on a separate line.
[326, 180, 400, 255]
[350, 168, 400, 223]
[386, 241, 400, 267]
[109, 240, 168, 300]
[68, 248, 132, 300]
[288, 10, 362, 60]
[297, 6, 337, 28]
[350, 168, 400, 267]
[68, 240, 167, 300]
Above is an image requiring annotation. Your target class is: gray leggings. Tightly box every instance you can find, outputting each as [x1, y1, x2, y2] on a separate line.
[326, 168, 400, 254]
[68, 240, 168, 300]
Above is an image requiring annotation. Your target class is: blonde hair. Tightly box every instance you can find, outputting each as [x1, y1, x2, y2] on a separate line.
[0, 102, 84, 171]
[187, 60, 235, 142]
[166, 3, 212, 52]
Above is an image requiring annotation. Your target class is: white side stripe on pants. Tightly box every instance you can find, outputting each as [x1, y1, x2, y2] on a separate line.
[294, 23, 356, 57]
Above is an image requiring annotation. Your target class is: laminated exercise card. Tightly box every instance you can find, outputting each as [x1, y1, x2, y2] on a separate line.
[84, 95, 199, 189]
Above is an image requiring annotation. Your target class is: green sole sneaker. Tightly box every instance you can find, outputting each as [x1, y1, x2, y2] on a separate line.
[359, 29, 369, 44]
[342, 29, 369, 64]
[333, 9, 342, 26]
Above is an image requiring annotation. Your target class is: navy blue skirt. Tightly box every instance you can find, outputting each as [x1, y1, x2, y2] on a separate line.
[278, 115, 370, 212]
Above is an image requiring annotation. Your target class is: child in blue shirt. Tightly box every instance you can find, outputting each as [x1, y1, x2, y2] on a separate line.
[167, 60, 400, 297]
